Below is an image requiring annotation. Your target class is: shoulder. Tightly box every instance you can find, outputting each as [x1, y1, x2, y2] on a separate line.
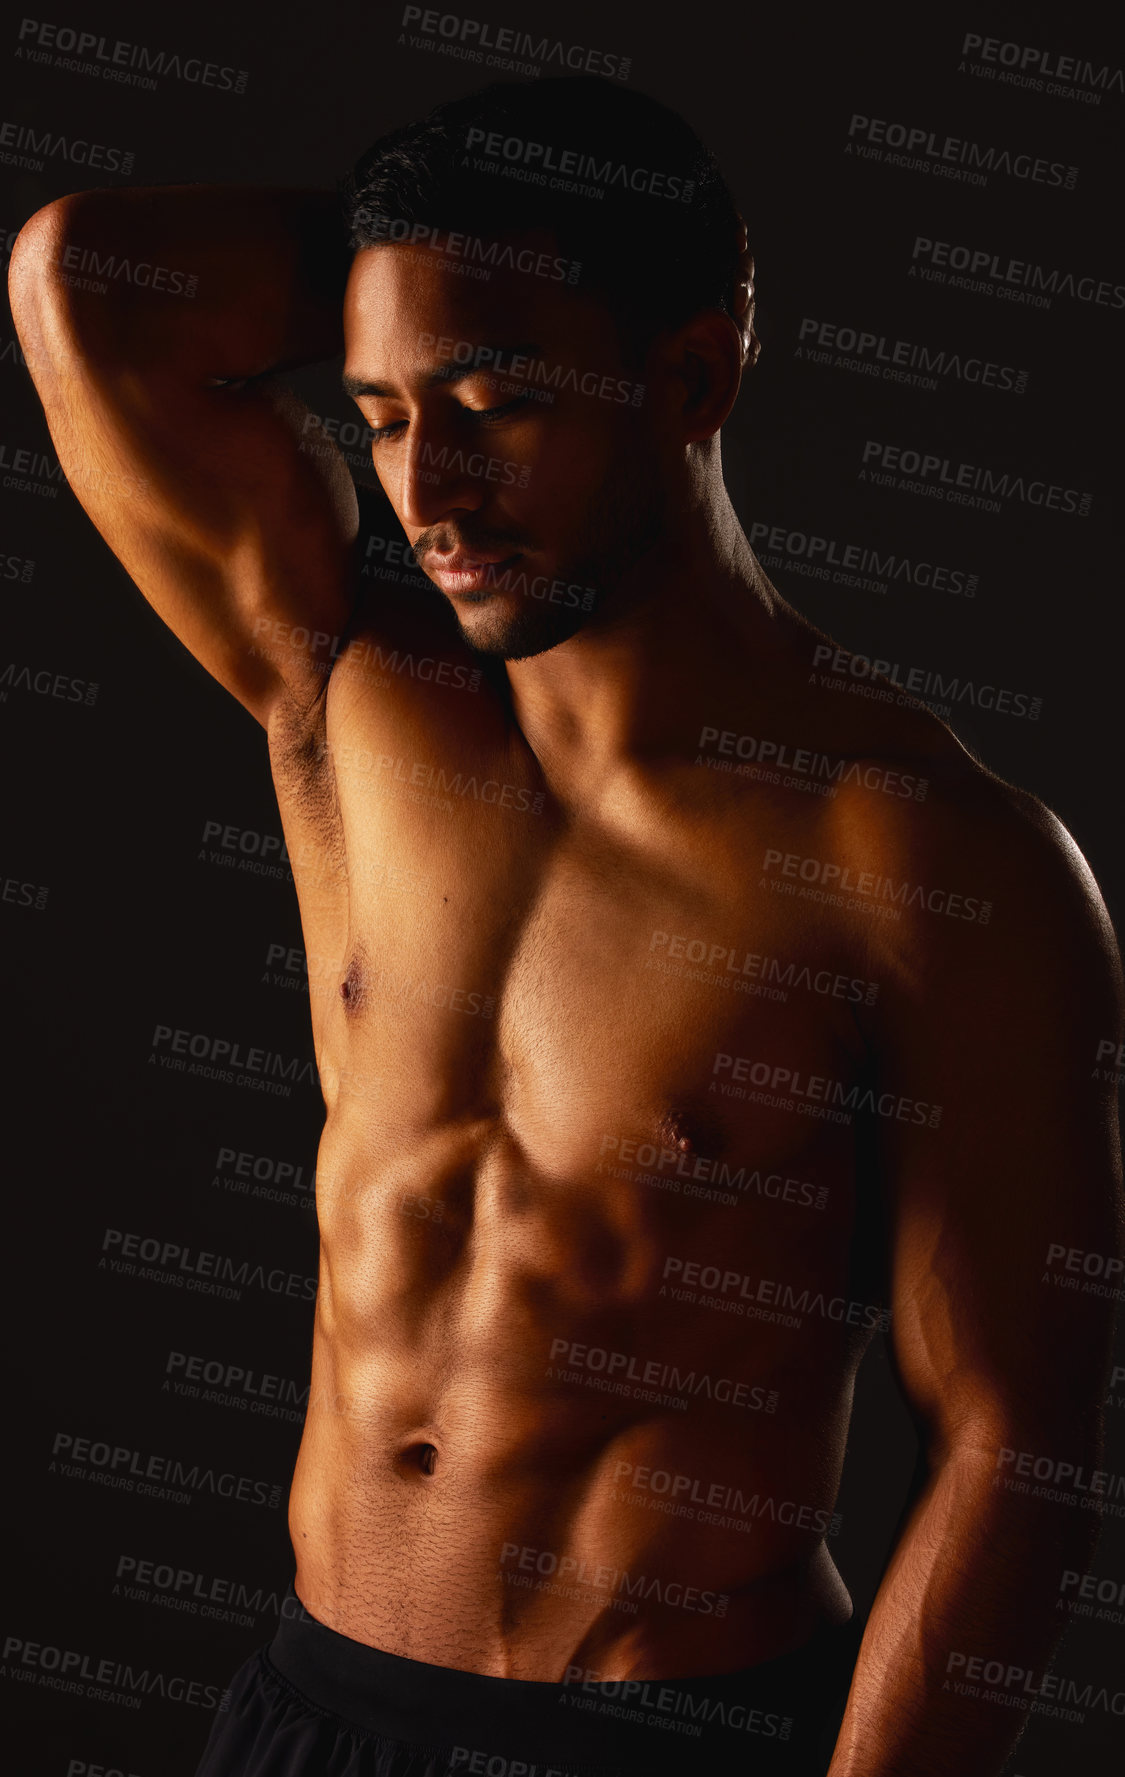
[829, 738, 1106, 930]
[772, 609, 1104, 930]
[821, 743, 1122, 1047]
[754, 608, 1119, 1004]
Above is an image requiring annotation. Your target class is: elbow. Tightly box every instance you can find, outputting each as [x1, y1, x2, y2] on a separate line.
[927, 1399, 1110, 1493]
[8, 194, 96, 360]
[10, 196, 72, 299]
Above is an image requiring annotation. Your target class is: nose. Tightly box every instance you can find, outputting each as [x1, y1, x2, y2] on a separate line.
[394, 413, 488, 532]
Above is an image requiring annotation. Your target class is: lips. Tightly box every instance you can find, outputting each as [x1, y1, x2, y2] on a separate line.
[424, 550, 521, 596]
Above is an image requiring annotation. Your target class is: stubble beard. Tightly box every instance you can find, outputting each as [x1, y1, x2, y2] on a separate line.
[453, 448, 667, 661]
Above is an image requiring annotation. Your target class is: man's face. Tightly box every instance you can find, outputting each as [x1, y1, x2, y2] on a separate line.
[342, 234, 667, 659]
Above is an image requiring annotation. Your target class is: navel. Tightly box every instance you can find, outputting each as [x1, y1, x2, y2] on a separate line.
[398, 1440, 439, 1477]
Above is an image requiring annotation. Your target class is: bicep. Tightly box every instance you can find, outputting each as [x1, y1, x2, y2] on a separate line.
[869, 821, 1123, 1453]
[11, 208, 358, 727]
[33, 359, 357, 725]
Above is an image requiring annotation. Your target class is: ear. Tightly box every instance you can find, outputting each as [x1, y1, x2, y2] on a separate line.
[731, 219, 761, 371]
[658, 309, 744, 443]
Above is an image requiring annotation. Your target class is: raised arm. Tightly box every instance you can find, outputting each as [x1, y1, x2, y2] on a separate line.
[8, 184, 359, 729]
[829, 787, 1124, 1777]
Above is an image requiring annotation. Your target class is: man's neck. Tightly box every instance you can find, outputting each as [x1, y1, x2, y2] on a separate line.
[503, 485, 779, 803]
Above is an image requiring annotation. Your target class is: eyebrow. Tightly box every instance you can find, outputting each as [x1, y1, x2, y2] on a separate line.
[342, 343, 543, 401]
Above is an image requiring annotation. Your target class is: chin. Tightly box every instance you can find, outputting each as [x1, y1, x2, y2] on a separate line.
[453, 597, 592, 661]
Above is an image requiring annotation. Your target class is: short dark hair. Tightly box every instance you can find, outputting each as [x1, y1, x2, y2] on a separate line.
[340, 75, 753, 362]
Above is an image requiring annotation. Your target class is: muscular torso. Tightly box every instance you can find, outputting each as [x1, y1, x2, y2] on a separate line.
[274, 578, 945, 1680]
[16, 187, 1114, 1708]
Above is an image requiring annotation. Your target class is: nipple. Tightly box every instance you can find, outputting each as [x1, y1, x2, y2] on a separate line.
[658, 1109, 697, 1155]
[657, 1107, 726, 1159]
[339, 952, 365, 1013]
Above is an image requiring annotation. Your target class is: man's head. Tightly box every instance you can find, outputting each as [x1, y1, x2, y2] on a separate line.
[339, 76, 756, 660]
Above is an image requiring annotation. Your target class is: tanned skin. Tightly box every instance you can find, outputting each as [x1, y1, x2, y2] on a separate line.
[10, 184, 1122, 1777]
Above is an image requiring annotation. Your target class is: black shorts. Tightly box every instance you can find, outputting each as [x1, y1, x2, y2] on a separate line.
[194, 1588, 864, 1777]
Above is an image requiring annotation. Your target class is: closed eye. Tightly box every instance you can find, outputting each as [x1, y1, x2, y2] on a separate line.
[368, 393, 535, 444]
[471, 394, 535, 423]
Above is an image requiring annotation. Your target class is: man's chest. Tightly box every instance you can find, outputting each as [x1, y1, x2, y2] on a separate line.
[276, 664, 875, 1200]
[270, 661, 903, 1350]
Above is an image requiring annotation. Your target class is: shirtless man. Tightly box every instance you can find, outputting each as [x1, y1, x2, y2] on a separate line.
[10, 74, 1122, 1777]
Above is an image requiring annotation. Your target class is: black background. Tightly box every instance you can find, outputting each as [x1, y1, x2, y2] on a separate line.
[2, 0, 1123, 1771]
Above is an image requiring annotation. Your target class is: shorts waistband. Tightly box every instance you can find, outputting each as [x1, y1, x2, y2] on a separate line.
[267, 1587, 864, 1773]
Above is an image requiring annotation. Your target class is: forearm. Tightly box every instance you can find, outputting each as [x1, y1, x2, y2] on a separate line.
[826, 1436, 1098, 1777]
[10, 184, 351, 385]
